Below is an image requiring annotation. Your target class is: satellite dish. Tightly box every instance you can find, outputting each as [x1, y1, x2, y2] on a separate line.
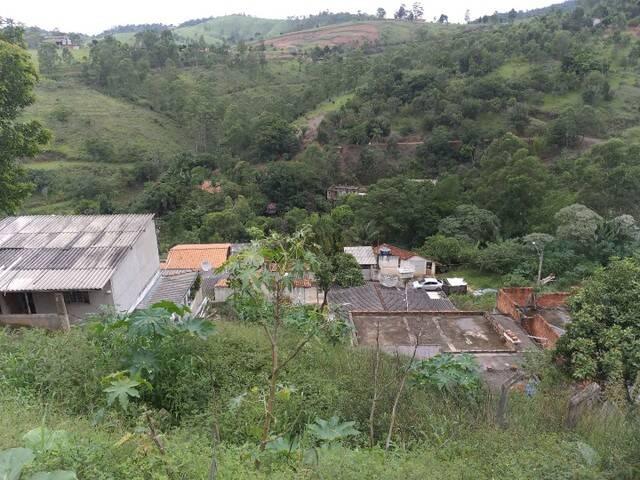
[201, 260, 212, 272]
[380, 274, 399, 288]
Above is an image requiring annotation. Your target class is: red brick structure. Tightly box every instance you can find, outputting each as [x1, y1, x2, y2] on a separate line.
[496, 288, 571, 349]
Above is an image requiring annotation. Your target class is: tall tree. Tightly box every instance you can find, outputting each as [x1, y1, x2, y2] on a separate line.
[224, 228, 329, 450]
[0, 20, 50, 213]
[556, 257, 640, 393]
[376, 7, 386, 19]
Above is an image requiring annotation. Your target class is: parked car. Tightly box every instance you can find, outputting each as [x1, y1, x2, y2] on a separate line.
[412, 277, 443, 291]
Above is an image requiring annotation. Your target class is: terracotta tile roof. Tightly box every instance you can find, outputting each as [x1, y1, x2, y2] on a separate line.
[199, 180, 222, 194]
[373, 243, 422, 261]
[163, 243, 231, 271]
[293, 278, 314, 288]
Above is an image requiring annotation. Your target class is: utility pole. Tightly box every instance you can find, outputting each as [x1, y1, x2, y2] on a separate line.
[532, 241, 544, 286]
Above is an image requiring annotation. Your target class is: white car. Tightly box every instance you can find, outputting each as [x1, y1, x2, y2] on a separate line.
[412, 277, 443, 291]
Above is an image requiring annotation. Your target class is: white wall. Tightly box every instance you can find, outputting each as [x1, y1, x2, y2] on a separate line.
[110, 220, 160, 311]
[403, 257, 428, 277]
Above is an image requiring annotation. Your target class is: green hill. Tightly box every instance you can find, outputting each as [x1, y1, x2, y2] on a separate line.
[22, 78, 191, 163]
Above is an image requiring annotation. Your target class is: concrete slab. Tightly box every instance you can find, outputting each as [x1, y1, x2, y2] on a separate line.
[352, 313, 514, 357]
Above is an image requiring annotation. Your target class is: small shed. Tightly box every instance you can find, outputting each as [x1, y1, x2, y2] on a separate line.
[443, 278, 468, 295]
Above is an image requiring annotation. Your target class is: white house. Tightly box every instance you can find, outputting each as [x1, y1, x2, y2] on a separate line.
[373, 243, 436, 279]
[0, 214, 160, 329]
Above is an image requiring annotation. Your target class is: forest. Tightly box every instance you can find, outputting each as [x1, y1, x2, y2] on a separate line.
[1, 1, 640, 478]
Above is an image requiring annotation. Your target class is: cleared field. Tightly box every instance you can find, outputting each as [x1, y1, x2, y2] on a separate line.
[266, 22, 381, 50]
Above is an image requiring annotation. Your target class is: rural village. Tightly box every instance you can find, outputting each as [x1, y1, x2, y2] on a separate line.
[1, 0, 640, 478]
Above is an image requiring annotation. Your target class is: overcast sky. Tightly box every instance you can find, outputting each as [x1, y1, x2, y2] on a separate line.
[4, 0, 558, 35]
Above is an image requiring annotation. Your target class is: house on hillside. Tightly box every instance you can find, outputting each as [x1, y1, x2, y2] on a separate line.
[162, 243, 232, 303]
[326, 185, 367, 202]
[44, 35, 80, 49]
[374, 243, 436, 279]
[0, 214, 160, 329]
[344, 246, 377, 281]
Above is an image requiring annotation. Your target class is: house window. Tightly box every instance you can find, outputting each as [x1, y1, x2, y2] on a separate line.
[63, 291, 90, 304]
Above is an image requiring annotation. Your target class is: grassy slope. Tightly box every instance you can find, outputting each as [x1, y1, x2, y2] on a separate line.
[22, 78, 191, 162]
[173, 15, 290, 44]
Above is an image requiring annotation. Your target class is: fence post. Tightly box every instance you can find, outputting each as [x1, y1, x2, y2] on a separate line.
[497, 372, 524, 429]
[565, 383, 600, 428]
[55, 293, 70, 332]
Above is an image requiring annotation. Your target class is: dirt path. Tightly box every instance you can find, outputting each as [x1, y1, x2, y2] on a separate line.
[302, 113, 325, 147]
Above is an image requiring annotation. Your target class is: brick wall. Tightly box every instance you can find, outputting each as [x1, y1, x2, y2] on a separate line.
[536, 292, 571, 308]
[497, 288, 570, 350]
[522, 314, 561, 348]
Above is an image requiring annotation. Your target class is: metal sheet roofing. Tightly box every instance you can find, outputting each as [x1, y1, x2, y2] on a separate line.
[137, 270, 198, 310]
[0, 214, 154, 292]
[329, 283, 457, 312]
[344, 246, 376, 266]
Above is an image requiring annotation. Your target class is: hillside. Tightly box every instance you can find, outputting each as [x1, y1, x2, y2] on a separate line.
[22, 78, 192, 161]
[262, 21, 422, 51]
[109, 12, 381, 45]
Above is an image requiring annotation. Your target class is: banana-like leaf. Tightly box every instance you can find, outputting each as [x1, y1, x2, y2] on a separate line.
[104, 377, 141, 411]
[307, 416, 359, 442]
[29, 471, 77, 480]
[0, 448, 35, 480]
[23, 428, 69, 453]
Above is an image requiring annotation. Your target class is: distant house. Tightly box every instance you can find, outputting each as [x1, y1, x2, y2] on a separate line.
[265, 202, 278, 216]
[162, 243, 233, 305]
[344, 246, 377, 281]
[0, 215, 160, 329]
[162, 243, 231, 271]
[326, 185, 367, 202]
[44, 35, 79, 49]
[374, 243, 436, 279]
[199, 180, 222, 194]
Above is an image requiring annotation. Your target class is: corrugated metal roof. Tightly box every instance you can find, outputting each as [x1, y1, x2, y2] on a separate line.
[344, 246, 376, 266]
[329, 283, 457, 312]
[0, 214, 154, 292]
[137, 270, 198, 309]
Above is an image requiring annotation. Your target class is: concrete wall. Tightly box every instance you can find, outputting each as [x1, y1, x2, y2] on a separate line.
[0, 313, 64, 330]
[290, 286, 320, 305]
[110, 220, 160, 311]
[30, 289, 114, 322]
[404, 257, 428, 276]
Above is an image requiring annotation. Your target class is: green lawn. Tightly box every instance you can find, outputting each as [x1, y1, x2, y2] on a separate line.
[443, 267, 503, 290]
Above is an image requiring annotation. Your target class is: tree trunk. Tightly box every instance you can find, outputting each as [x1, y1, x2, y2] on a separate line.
[260, 282, 281, 451]
[385, 332, 421, 450]
[369, 321, 381, 448]
[320, 288, 329, 310]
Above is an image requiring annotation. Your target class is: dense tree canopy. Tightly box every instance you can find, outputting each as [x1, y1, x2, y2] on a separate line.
[556, 257, 640, 389]
[0, 22, 50, 213]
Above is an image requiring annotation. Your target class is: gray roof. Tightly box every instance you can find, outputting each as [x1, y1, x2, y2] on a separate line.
[0, 214, 154, 292]
[344, 246, 376, 266]
[329, 282, 457, 312]
[137, 269, 198, 309]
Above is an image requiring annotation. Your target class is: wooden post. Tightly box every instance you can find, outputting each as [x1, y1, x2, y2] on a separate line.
[54, 293, 70, 332]
[496, 372, 524, 429]
[565, 383, 600, 429]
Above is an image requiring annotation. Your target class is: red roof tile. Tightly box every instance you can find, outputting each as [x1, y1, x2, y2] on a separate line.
[163, 244, 231, 270]
[373, 243, 421, 261]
